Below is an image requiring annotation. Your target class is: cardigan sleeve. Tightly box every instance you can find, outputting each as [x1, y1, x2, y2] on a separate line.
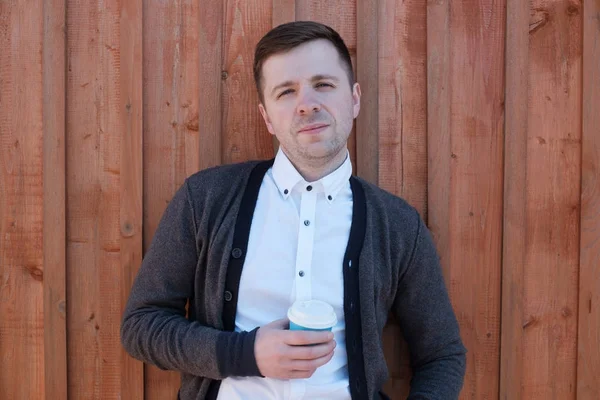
[392, 210, 467, 399]
[120, 179, 262, 379]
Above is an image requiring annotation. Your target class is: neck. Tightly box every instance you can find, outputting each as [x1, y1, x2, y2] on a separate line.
[283, 148, 348, 182]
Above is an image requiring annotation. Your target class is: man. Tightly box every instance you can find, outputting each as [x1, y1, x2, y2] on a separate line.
[121, 21, 466, 400]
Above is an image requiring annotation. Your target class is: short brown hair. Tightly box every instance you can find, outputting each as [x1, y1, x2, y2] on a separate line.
[253, 21, 354, 104]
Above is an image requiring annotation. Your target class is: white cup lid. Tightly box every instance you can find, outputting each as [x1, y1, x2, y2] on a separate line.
[287, 300, 337, 330]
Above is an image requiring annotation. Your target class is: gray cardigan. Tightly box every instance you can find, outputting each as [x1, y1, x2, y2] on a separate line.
[121, 159, 466, 400]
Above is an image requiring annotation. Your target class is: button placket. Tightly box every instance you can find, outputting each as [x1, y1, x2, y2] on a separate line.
[293, 188, 316, 301]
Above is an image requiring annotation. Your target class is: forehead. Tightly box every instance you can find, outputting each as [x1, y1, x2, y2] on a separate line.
[261, 39, 347, 86]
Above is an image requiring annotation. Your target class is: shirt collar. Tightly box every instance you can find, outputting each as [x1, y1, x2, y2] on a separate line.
[272, 148, 352, 203]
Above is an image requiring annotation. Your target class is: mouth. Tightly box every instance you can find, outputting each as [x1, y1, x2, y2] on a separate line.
[298, 124, 330, 134]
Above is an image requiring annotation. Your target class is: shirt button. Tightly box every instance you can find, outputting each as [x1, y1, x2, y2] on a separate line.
[299, 270, 305, 277]
[328, 195, 332, 200]
[304, 220, 310, 226]
[284, 189, 289, 195]
[231, 248, 242, 259]
[306, 185, 313, 191]
[224, 291, 233, 301]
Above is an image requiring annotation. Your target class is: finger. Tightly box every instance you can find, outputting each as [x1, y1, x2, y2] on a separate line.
[287, 340, 336, 360]
[289, 349, 335, 371]
[284, 330, 334, 346]
[287, 370, 314, 379]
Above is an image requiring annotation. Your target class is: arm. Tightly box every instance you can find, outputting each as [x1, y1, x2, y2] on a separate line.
[120, 180, 261, 379]
[393, 210, 467, 399]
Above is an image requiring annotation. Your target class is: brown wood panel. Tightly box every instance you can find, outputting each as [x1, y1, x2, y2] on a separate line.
[199, 0, 224, 170]
[0, 2, 45, 399]
[355, 0, 378, 183]
[500, 0, 530, 398]
[143, 0, 201, 398]
[66, 0, 129, 397]
[577, 0, 600, 397]
[119, 1, 144, 399]
[429, 0, 506, 398]
[272, 0, 295, 26]
[295, 0, 358, 173]
[222, 0, 274, 163]
[42, 0, 68, 398]
[378, 0, 428, 397]
[520, 1, 582, 398]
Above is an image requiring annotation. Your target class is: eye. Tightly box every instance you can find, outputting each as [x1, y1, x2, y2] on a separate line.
[277, 89, 294, 98]
[316, 82, 334, 88]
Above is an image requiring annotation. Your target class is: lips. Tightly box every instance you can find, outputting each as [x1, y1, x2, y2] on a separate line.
[298, 123, 329, 133]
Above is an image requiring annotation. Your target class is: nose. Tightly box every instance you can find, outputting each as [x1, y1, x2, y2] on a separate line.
[296, 90, 321, 115]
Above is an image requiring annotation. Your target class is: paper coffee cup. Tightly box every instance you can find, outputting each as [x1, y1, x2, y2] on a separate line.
[287, 300, 337, 331]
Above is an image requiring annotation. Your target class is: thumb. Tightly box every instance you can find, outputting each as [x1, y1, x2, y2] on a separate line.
[263, 317, 289, 330]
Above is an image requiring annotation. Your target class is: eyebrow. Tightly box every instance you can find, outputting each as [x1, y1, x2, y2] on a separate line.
[270, 74, 340, 97]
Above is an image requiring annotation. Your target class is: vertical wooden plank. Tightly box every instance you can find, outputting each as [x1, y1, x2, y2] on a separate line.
[378, 0, 428, 397]
[577, 0, 600, 397]
[377, 0, 427, 231]
[295, 0, 357, 172]
[66, 0, 129, 397]
[520, 1, 582, 398]
[0, 1, 45, 399]
[199, 0, 224, 170]
[222, 0, 274, 164]
[143, 0, 201, 398]
[273, 0, 295, 25]
[43, 0, 68, 398]
[500, 0, 529, 398]
[120, 0, 144, 399]
[355, 0, 378, 183]
[427, 0, 451, 286]
[428, 0, 506, 398]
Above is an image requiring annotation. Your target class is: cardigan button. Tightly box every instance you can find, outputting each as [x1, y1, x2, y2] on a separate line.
[356, 382, 361, 393]
[224, 291, 233, 301]
[231, 248, 243, 259]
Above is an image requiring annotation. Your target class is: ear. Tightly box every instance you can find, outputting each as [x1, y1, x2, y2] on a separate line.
[259, 103, 275, 135]
[352, 83, 361, 119]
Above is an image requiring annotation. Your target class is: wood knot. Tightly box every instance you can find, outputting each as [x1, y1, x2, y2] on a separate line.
[566, 5, 579, 16]
[121, 222, 135, 237]
[25, 265, 43, 282]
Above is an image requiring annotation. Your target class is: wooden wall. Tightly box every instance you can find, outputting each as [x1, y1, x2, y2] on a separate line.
[0, 0, 598, 399]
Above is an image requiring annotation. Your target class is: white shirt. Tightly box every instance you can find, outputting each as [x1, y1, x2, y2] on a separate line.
[217, 149, 353, 400]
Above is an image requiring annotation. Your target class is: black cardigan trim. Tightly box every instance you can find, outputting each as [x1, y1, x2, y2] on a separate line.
[208, 161, 369, 400]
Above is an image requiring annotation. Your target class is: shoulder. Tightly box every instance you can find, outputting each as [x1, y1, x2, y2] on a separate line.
[352, 176, 421, 229]
[186, 160, 265, 189]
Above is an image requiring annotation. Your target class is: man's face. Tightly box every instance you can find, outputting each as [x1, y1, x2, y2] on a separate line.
[258, 39, 361, 167]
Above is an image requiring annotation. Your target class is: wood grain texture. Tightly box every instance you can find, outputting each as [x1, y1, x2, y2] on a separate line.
[42, 0, 68, 398]
[500, 0, 529, 398]
[577, 0, 600, 397]
[119, 0, 144, 399]
[429, 0, 506, 398]
[199, 0, 224, 170]
[355, 0, 378, 183]
[378, 0, 428, 398]
[222, 0, 274, 163]
[66, 0, 127, 397]
[0, 1, 46, 399]
[378, 0, 427, 226]
[143, 0, 201, 398]
[521, 1, 582, 398]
